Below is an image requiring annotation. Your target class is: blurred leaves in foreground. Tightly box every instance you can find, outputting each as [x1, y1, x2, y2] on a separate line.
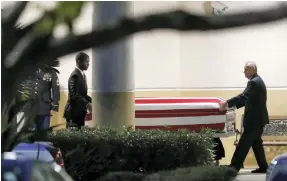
[35, 1, 84, 34]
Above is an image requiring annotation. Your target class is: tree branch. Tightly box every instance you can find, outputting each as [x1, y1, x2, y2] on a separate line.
[1, 1, 28, 26]
[43, 6, 287, 61]
[3, 5, 287, 86]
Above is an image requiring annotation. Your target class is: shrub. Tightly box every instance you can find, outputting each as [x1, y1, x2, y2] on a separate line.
[48, 126, 214, 181]
[96, 165, 238, 181]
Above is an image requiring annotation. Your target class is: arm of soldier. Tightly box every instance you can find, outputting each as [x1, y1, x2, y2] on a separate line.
[51, 71, 60, 112]
[69, 75, 90, 107]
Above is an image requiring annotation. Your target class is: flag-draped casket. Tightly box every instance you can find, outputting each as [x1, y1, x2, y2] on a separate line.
[85, 97, 236, 137]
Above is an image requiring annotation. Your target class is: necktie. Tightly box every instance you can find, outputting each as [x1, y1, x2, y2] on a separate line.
[83, 73, 87, 90]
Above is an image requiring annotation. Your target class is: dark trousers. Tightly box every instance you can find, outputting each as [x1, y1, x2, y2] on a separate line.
[31, 115, 51, 141]
[67, 113, 86, 129]
[213, 138, 225, 161]
[35, 115, 51, 130]
[230, 126, 268, 170]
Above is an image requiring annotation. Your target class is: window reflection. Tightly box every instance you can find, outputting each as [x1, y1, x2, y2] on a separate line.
[31, 162, 73, 181]
[2, 172, 18, 181]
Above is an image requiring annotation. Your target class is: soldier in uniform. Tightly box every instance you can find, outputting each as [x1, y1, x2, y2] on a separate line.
[33, 63, 60, 129]
[17, 60, 60, 130]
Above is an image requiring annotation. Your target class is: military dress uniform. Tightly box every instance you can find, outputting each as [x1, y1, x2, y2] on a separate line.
[23, 67, 60, 129]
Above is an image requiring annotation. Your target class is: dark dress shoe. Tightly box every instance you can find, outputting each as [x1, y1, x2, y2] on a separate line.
[251, 168, 267, 173]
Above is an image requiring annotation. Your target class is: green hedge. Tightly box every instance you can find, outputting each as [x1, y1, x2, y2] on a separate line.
[48, 127, 214, 181]
[97, 165, 238, 181]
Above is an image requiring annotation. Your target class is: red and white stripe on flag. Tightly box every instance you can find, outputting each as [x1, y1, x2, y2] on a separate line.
[85, 97, 226, 132]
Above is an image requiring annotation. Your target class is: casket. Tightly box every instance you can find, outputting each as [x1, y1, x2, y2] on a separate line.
[85, 97, 236, 137]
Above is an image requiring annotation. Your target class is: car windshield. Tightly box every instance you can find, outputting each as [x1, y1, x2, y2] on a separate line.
[31, 162, 73, 181]
[2, 171, 19, 181]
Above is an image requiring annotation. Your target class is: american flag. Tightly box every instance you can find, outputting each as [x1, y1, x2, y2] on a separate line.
[85, 97, 234, 133]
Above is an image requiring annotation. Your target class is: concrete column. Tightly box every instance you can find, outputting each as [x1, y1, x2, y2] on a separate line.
[91, 1, 134, 129]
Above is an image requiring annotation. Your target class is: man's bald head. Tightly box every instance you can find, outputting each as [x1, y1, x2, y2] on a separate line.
[245, 61, 257, 72]
[244, 61, 257, 79]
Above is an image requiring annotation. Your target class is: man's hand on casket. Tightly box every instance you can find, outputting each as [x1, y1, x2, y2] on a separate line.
[219, 101, 228, 111]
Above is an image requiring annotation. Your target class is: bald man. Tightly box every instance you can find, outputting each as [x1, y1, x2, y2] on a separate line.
[219, 61, 269, 173]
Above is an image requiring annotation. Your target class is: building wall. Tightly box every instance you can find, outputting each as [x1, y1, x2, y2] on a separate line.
[13, 1, 287, 90]
[5, 1, 287, 166]
[132, 1, 287, 89]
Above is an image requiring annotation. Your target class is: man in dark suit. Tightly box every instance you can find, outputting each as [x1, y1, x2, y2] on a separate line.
[64, 52, 92, 128]
[219, 61, 269, 173]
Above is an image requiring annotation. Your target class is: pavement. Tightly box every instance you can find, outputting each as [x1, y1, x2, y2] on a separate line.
[234, 169, 266, 181]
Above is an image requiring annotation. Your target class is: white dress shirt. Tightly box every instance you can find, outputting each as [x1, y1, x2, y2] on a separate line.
[76, 67, 85, 77]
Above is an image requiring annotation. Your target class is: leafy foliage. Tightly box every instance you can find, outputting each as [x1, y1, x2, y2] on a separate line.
[35, 1, 84, 34]
[1, 100, 36, 153]
[48, 126, 214, 181]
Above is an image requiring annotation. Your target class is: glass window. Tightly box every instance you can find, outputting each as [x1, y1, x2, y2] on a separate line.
[31, 162, 73, 181]
[2, 172, 18, 181]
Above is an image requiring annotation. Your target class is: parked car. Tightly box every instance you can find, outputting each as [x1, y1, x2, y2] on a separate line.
[12, 142, 64, 168]
[2, 153, 73, 181]
[266, 152, 287, 181]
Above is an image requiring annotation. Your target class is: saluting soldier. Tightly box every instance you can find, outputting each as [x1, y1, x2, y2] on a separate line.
[17, 60, 60, 130]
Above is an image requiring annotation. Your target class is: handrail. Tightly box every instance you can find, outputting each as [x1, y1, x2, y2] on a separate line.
[234, 114, 287, 146]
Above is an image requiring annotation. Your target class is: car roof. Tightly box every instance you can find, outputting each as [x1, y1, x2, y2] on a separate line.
[12, 143, 55, 162]
[13, 142, 53, 151]
[277, 152, 287, 164]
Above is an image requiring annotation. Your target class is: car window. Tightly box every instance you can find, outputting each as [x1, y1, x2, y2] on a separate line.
[31, 162, 73, 181]
[2, 171, 19, 181]
[31, 163, 49, 181]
